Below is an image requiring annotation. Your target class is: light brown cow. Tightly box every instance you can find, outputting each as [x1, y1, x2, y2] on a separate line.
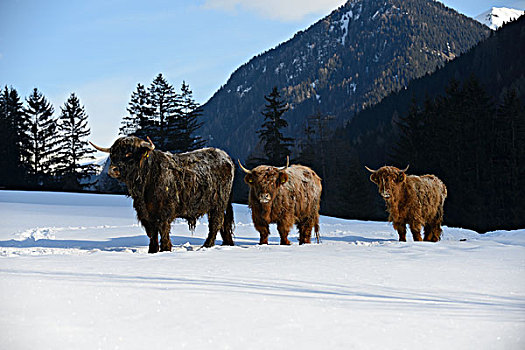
[366, 165, 447, 242]
[239, 158, 322, 245]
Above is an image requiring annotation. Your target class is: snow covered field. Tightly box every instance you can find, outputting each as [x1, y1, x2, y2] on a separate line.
[1, 190, 524, 349]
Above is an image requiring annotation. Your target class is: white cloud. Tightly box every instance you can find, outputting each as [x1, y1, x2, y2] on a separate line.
[202, 0, 347, 21]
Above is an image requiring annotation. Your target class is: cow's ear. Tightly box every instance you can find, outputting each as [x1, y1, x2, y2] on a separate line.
[278, 171, 288, 186]
[397, 172, 406, 183]
[244, 174, 254, 185]
[370, 173, 379, 184]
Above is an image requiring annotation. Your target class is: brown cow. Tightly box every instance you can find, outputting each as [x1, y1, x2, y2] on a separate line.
[366, 165, 447, 242]
[239, 158, 322, 245]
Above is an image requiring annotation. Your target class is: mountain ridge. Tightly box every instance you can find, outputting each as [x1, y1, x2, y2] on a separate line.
[199, 0, 490, 161]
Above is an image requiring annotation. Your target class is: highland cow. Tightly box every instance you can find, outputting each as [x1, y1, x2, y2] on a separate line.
[239, 158, 322, 245]
[366, 165, 447, 242]
[90, 136, 235, 253]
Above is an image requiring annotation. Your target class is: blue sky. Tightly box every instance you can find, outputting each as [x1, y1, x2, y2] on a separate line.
[1, 0, 524, 148]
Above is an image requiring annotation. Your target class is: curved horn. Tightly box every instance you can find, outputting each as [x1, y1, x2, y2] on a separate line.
[364, 166, 377, 173]
[400, 165, 409, 173]
[89, 141, 110, 153]
[277, 156, 290, 170]
[139, 136, 155, 150]
[238, 159, 251, 174]
[146, 136, 155, 150]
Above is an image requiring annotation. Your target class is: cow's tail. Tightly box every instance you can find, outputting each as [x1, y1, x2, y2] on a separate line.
[220, 190, 235, 245]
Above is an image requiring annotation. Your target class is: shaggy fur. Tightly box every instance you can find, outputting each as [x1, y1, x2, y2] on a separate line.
[368, 166, 447, 242]
[101, 136, 235, 253]
[243, 164, 322, 245]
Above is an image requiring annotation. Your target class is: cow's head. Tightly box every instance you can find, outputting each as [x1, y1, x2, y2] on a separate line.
[366, 165, 409, 200]
[90, 136, 155, 181]
[239, 157, 289, 205]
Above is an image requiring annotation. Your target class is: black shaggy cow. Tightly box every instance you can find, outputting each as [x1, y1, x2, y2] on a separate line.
[91, 136, 235, 253]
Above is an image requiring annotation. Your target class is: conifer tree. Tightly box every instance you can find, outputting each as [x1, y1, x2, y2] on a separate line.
[148, 74, 180, 150]
[391, 97, 424, 170]
[257, 86, 293, 165]
[120, 83, 154, 138]
[173, 81, 205, 152]
[22, 88, 59, 183]
[55, 93, 96, 190]
[490, 89, 525, 225]
[0, 86, 24, 187]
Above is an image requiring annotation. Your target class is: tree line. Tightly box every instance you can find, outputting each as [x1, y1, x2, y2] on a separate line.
[245, 75, 524, 233]
[292, 75, 525, 232]
[119, 73, 205, 153]
[0, 86, 96, 190]
[0, 73, 205, 192]
[391, 77, 525, 232]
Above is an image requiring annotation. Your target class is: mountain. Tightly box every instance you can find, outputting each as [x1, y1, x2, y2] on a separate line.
[475, 7, 524, 30]
[320, 15, 525, 232]
[342, 15, 525, 167]
[200, 0, 489, 160]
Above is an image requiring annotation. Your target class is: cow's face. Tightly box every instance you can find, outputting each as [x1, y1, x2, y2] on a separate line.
[367, 166, 407, 200]
[244, 166, 288, 205]
[90, 136, 155, 181]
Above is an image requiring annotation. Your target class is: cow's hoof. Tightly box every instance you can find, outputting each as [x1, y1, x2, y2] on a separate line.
[202, 240, 214, 248]
[160, 245, 172, 252]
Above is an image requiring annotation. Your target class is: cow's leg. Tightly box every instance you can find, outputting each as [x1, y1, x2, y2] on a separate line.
[277, 220, 292, 245]
[252, 214, 270, 244]
[424, 222, 441, 242]
[409, 222, 423, 242]
[159, 221, 172, 252]
[203, 211, 222, 248]
[219, 201, 235, 246]
[254, 224, 270, 244]
[297, 220, 313, 245]
[142, 220, 154, 239]
[393, 222, 407, 242]
[148, 227, 160, 253]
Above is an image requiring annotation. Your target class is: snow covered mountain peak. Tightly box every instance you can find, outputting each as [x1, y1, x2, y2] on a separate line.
[475, 7, 524, 30]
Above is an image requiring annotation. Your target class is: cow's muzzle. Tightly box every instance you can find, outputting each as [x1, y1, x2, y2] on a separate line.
[258, 193, 271, 204]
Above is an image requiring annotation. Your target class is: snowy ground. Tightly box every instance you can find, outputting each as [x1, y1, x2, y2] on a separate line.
[1, 190, 524, 349]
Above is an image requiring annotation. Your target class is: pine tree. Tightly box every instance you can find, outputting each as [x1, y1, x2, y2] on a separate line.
[0, 86, 24, 187]
[257, 86, 293, 165]
[173, 81, 205, 152]
[120, 83, 154, 138]
[22, 88, 59, 184]
[391, 97, 424, 170]
[491, 89, 525, 226]
[55, 93, 96, 190]
[148, 74, 180, 150]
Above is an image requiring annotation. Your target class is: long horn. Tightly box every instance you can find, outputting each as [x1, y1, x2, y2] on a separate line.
[238, 159, 251, 173]
[146, 136, 155, 150]
[277, 156, 289, 170]
[400, 165, 409, 173]
[89, 141, 110, 153]
[364, 166, 377, 173]
[138, 136, 155, 150]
